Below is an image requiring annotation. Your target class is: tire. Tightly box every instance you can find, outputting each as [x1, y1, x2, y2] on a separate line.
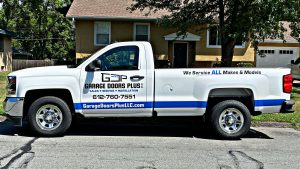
[209, 100, 251, 139]
[27, 96, 72, 136]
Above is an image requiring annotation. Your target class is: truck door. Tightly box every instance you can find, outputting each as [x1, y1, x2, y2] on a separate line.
[78, 45, 152, 117]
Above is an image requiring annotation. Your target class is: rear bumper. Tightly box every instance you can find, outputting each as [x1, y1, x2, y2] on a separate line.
[281, 100, 295, 113]
[3, 97, 24, 126]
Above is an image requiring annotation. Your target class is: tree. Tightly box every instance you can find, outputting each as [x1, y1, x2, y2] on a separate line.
[130, 0, 300, 67]
[0, 0, 74, 60]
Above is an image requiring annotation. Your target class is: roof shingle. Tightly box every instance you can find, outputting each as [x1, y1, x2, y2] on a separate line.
[66, 0, 169, 20]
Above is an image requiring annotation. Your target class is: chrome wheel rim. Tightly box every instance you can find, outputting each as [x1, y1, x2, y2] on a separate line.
[35, 104, 63, 131]
[219, 108, 244, 134]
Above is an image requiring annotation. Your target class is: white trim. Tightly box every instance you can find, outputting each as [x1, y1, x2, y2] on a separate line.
[164, 32, 201, 41]
[173, 42, 189, 68]
[94, 21, 111, 46]
[134, 23, 150, 41]
[206, 26, 245, 49]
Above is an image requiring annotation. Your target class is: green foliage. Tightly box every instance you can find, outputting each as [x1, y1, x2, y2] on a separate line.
[252, 87, 300, 124]
[0, 72, 9, 115]
[0, 0, 74, 60]
[130, 0, 300, 66]
[252, 113, 300, 123]
[236, 62, 254, 68]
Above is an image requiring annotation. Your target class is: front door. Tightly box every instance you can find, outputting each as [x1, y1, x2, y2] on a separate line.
[173, 43, 188, 68]
[79, 45, 151, 117]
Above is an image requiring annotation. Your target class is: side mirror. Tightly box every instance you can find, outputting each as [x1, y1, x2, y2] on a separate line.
[85, 60, 101, 71]
[291, 60, 295, 64]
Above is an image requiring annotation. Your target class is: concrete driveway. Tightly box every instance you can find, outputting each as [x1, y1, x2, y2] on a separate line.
[0, 118, 299, 169]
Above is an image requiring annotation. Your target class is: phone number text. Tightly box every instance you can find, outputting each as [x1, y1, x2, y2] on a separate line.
[93, 94, 136, 100]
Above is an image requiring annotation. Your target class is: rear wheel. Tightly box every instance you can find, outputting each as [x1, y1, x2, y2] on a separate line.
[209, 100, 251, 139]
[28, 96, 72, 136]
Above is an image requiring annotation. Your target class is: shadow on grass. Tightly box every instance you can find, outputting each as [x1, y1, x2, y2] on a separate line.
[0, 117, 273, 140]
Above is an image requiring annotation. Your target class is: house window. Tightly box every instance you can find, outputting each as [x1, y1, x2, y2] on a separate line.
[207, 26, 244, 48]
[134, 23, 150, 41]
[260, 50, 275, 54]
[208, 26, 221, 46]
[279, 50, 293, 55]
[0, 36, 4, 52]
[94, 22, 111, 46]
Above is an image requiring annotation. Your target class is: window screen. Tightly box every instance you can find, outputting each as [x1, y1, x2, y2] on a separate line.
[135, 24, 149, 41]
[95, 22, 111, 45]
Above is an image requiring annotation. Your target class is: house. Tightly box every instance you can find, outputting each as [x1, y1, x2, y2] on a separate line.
[66, 0, 255, 68]
[0, 29, 14, 71]
[256, 22, 300, 68]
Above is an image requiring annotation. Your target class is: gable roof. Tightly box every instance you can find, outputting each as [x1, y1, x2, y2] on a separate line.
[0, 29, 15, 37]
[66, 0, 169, 20]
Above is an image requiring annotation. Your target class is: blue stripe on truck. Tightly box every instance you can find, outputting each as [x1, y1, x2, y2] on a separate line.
[6, 97, 18, 102]
[154, 101, 207, 108]
[74, 102, 153, 110]
[74, 99, 285, 110]
[74, 101, 206, 110]
[254, 99, 285, 107]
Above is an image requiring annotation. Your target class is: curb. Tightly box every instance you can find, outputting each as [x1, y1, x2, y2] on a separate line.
[252, 121, 300, 129]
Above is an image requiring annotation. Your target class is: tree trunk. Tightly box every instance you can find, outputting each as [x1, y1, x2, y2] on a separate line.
[221, 38, 236, 67]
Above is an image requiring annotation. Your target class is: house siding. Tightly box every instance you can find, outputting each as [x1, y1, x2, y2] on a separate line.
[149, 22, 174, 60]
[194, 24, 254, 63]
[74, 20, 255, 67]
[4, 36, 12, 52]
[0, 36, 12, 71]
[75, 20, 173, 60]
[75, 20, 94, 58]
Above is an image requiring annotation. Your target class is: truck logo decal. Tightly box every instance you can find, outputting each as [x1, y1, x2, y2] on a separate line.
[102, 73, 127, 82]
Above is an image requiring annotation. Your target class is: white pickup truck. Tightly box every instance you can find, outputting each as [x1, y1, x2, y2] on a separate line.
[4, 42, 294, 139]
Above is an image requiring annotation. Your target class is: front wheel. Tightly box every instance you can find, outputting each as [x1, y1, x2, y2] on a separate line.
[28, 96, 72, 136]
[209, 100, 251, 139]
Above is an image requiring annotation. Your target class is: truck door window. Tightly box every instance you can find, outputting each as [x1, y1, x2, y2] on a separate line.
[97, 46, 139, 71]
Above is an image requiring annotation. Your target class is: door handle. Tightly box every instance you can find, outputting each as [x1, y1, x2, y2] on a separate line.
[130, 75, 144, 81]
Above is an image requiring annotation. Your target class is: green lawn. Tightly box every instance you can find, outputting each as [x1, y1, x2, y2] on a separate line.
[0, 72, 9, 115]
[252, 87, 300, 124]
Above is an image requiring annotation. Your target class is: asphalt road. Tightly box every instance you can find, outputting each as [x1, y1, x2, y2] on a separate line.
[0, 118, 299, 169]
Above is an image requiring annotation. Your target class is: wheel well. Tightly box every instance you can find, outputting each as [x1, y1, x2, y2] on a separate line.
[206, 88, 254, 115]
[23, 89, 75, 119]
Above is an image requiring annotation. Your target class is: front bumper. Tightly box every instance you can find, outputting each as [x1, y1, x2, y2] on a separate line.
[281, 100, 295, 113]
[3, 97, 24, 126]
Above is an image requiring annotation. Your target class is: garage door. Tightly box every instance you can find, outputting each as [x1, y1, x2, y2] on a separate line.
[256, 47, 299, 68]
